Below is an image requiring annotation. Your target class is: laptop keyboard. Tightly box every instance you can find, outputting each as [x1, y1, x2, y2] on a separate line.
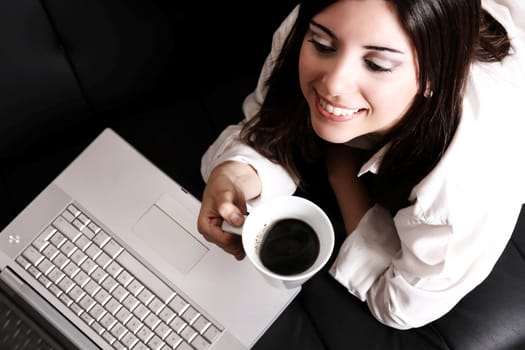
[15, 204, 222, 350]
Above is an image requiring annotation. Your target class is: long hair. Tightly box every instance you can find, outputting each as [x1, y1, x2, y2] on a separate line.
[240, 0, 511, 212]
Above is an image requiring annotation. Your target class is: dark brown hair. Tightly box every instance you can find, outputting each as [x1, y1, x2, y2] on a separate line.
[240, 0, 511, 212]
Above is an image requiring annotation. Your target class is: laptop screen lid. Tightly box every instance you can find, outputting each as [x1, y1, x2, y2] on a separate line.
[0, 128, 299, 349]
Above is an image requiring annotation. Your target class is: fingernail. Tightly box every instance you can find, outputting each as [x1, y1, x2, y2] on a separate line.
[231, 213, 242, 225]
[235, 253, 245, 261]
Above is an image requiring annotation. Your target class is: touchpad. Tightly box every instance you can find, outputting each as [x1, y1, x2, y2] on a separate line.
[132, 205, 208, 274]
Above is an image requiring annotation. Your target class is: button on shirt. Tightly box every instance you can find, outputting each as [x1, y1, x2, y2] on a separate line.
[200, 0, 525, 329]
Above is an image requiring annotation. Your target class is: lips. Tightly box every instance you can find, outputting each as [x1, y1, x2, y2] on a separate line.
[316, 95, 365, 122]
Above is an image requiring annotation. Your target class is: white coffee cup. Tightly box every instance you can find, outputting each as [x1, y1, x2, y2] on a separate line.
[221, 195, 334, 289]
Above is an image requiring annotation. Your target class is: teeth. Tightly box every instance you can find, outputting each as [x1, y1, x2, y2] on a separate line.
[320, 99, 360, 116]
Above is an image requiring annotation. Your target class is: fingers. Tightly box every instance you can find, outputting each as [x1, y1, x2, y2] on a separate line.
[197, 164, 256, 260]
[197, 195, 246, 260]
[206, 223, 245, 259]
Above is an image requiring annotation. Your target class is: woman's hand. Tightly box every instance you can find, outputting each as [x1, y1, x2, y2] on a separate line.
[197, 161, 261, 260]
[325, 144, 374, 234]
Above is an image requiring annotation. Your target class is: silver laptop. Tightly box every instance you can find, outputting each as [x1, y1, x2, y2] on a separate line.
[0, 128, 299, 350]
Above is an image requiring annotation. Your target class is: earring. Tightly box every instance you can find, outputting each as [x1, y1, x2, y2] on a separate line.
[424, 89, 434, 98]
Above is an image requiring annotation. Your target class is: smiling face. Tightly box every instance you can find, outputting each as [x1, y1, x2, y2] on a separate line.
[299, 0, 419, 144]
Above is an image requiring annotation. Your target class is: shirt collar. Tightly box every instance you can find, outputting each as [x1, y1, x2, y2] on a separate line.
[358, 145, 388, 177]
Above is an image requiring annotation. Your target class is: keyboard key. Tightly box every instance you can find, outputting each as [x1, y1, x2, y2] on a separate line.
[181, 306, 199, 324]
[104, 297, 122, 315]
[15, 255, 31, 269]
[102, 331, 116, 345]
[23, 246, 44, 266]
[57, 276, 74, 293]
[137, 325, 154, 343]
[116, 269, 133, 287]
[148, 297, 164, 314]
[169, 316, 187, 333]
[85, 244, 102, 260]
[169, 295, 188, 314]
[66, 205, 81, 217]
[93, 230, 110, 247]
[126, 279, 143, 296]
[94, 288, 111, 305]
[42, 244, 59, 260]
[110, 322, 128, 340]
[101, 276, 118, 292]
[77, 213, 91, 226]
[106, 261, 123, 278]
[76, 234, 91, 250]
[165, 331, 182, 348]
[176, 341, 194, 350]
[79, 294, 96, 311]
[68, 285, 85, 302]
[137, 288, 154, 305]
[61, 210, 76, 223]
[72, 219, 87, 232]
[73, 270, 90, 287]
[33, 226, 55, 251]
[120, 332, 139, 348]
[88, 304, 106, 321]
[180, 325, 197, 343]
[103, 240, 123, 258]
[192, 315, 210, 333]
[100, 313, 117, 330]
[70, 249, 87, 265]
[116, 307, 132, 324]
[203, 324, 221, 342]
[53, 216, 81, 242]
[37, 258, 54, 275]
[63, 261, 79, 278]
[126, 316, 142, 333]
[158, 307, 176, 324]
[147, 334, 164, 350]
[49, 231, 66, 248]
[191, 334, 211, 350]
[52, 252, 68, 269]
[144, 313, 161, 330]
[122, 294, 139, 311]
[154, 322, 171, 339]
[112, 285, 129, 302]
[95, 252, 111, 269]
[59, 241, 77, 257]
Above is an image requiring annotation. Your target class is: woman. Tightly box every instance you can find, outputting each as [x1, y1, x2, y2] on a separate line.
[198, 0, 525, 329]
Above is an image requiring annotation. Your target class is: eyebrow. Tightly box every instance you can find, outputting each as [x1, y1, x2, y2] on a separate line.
[364, 46, 404, 54]
[310, 21, 405, 55]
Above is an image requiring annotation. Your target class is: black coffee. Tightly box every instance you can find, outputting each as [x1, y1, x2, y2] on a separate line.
[260, 218, 320, 275]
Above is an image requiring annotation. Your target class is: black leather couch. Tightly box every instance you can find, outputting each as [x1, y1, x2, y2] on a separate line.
[2, 1, 524, 349]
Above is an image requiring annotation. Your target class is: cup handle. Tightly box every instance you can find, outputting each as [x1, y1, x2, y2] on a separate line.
[221, 220, 244, 236]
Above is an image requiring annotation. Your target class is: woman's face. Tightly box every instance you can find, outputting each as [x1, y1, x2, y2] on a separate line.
[299, 0, 419, 144]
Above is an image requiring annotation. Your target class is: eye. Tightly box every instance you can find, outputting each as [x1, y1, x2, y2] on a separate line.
[306, 31, 336, 54]
[365, 59, 393, 73]
[307, 39, 336, 53]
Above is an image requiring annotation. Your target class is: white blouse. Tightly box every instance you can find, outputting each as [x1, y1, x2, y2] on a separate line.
[201, 0, 525, 329]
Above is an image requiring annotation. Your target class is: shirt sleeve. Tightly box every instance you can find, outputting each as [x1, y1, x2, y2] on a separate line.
[200, 123, 297, 208]
[200, 5, 300, 208]
[330, 198, 522, 330]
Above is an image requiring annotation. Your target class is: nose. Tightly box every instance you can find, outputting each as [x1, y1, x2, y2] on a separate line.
[320, 56, 359, 97]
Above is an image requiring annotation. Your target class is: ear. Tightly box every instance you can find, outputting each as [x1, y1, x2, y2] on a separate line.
[424, 81, 433, 98]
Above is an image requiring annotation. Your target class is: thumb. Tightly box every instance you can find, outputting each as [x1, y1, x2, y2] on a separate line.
[230, 212, 245, 227]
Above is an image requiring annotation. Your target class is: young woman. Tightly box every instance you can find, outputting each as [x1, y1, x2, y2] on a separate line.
[198, 0, 525, 329]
